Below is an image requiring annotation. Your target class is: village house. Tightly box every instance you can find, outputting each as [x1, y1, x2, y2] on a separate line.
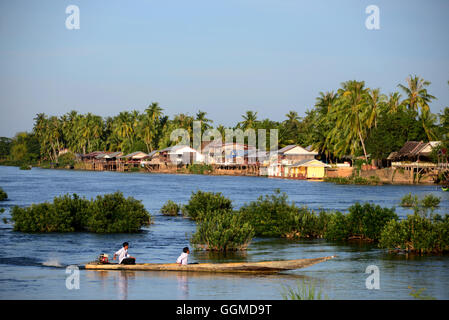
[264, 145, 328, 179]
[202, 141, 259, 165]
[275, 145, 318, 164]
[285, 159, 331, 179]
[387, 141, 441, 167]
[158, 145, 204, 165]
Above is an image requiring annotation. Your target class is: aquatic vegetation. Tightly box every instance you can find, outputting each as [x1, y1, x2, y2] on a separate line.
[400, 192, 419, 207]
[174, 189, 447, 254]
[325, 203, 398, 242]
[401, 193, 441, 218]
[379, 213, 449, 253]
[281, 279, 327, 300]
[19, 164, 31, 170]
[238, 190, 331, 238]
[160, 200, 180, 216]
[0, 187, 7, 201]
[408, 286, 437, 300]
[191, 209, 254, 251]
[420, 194, 440, 209]
[182, 190, 233, 221]
[10, 192, 152, 233]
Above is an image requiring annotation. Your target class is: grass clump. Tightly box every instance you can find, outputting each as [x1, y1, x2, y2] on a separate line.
[281, 280, 327, 300]
[11, 191, 152, 233]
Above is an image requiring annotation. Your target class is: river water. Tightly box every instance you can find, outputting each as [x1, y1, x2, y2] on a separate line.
[0, 166, 448, 300]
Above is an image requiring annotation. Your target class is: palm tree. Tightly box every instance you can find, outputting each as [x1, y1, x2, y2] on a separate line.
[238, 111, 258, 130]
[419, 109, 438, 141]
[386, 92, 404, 114]
[316, 91, 337, 115]
[398, 75, 436, 113]
[366, 88, 386, 128]
[398, 75, 437, 141]
[313, 92, 338, 161]
[332, 80, 370, 161]
[113, 111, 136, 152]
[146, 102, 163, 122]
[195, 110, 213, 131]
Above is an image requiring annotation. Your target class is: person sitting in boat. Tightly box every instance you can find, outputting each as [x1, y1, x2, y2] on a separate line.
[176, 247, 189, 265]
[113, 242, 136, 265]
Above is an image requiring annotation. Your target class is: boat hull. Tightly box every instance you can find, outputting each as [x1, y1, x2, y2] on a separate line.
[83, 256, 335, 274]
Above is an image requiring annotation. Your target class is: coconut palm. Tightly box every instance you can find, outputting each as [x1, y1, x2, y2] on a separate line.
[398, 75, 437, 141]
[398, 75, 436, 113]
[238, 111, 258, 130]
[366, 88, 386, 128]
[332, 80, 370, 161]
[386, 92, 404, 114]
[195, 110, 213, 131]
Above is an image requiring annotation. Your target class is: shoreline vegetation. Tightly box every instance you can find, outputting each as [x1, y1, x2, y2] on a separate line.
[0, 76, 448, 186]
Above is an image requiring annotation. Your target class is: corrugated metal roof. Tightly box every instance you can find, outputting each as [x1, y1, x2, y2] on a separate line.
[289, 159, 331, 168]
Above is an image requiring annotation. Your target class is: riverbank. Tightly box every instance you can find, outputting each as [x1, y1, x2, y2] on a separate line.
[1, 162, 442, 185]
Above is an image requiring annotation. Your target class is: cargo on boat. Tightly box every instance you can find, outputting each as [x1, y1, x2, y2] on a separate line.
[83, 256, 335, 274]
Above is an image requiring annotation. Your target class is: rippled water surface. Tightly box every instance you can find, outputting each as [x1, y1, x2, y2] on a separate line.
[0, 166, 448, 299]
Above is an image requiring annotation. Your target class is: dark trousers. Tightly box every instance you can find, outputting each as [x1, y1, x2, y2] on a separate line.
[121, 258, 136, 265]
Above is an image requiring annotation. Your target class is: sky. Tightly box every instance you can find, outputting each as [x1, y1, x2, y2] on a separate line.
[0, 0, 448, 137]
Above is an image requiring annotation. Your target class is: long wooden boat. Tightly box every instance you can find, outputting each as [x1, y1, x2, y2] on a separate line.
[83, 256, 335, 274]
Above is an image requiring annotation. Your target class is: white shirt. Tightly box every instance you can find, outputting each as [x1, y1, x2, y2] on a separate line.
[115, 247, 130, 264]
[176, 252, 188, 265]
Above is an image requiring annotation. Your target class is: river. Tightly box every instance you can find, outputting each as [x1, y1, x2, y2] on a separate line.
[0, 166, 448, 300]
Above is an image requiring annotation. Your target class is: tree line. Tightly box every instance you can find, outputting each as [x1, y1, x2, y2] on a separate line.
[0, 75, 448, 165]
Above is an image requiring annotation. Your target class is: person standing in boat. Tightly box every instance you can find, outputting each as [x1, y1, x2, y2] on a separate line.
[113, 242, 136, 265]
[176, 247, 189, 265]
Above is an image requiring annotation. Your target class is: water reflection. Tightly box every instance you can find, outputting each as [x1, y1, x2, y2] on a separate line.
[176, 274, 189, 299]
[117, 271, 135, 300]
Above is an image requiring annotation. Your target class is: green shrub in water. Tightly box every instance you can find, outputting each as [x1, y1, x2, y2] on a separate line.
[160, 200, 180, 216]
[238, 190, 331, 238]
[379, 214, 449, 253]
[420, 194, 440, 209]
[325, 203, 398, 242]
[0, 188, 7, 201]
[400, 193, 419, 207]
[190, 209, 254, 251]
[182, 190, 233, 221]
[11, 192, 152, 233]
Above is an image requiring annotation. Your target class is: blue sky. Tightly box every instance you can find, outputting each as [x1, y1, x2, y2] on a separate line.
[1, 0, 448, 137]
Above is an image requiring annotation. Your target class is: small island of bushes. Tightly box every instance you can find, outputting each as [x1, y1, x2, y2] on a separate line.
[11, 191, 152, 233]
